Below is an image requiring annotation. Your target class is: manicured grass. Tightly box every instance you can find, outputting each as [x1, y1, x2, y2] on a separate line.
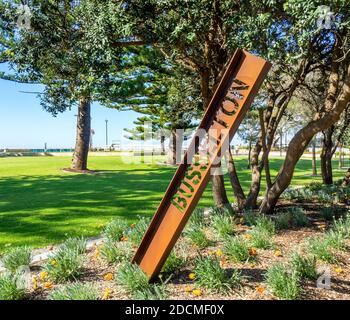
[0, 155, 347, 251]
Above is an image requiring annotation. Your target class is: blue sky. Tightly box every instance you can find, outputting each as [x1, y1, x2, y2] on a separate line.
[0, 69, 140, 149]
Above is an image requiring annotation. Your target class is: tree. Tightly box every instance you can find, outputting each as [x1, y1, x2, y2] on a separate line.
[0, 0, 124, 171]
[237, 110, 260, 169]
[106, 46, 201, 164]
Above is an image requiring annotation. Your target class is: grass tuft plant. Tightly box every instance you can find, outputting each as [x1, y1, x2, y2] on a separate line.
[223, 236, 253, 263]
[60, 237, 86, 255]
[1, 246, 32, 274]
[185, 226, 211, 249]
[49, 283, 99, 300]
[161, 250, 187, 274]
[44, 247, 85, 283]
[308, 237, 338, 264]
[194, 255, 242, 293]
[127, 217, 151, 246]
[290, 252, 318, 280]
[100, 241, 133, 264]
[0, 273, 26, 300]
[265, 263, 301, 300]
[210, 211, 235, 239]
[103, 218, 129, 242]
[320, 207, 335, 221]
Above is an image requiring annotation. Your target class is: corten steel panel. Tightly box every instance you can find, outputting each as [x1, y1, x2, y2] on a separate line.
[132, 49, 271, 281]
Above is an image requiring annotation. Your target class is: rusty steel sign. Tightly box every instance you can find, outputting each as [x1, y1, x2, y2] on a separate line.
[132, 49, 271, 281]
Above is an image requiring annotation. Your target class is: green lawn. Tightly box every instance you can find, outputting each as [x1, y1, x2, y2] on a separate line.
[0, 155, 347, 251]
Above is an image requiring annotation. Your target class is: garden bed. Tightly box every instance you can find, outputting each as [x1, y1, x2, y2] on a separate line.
[1, 183, 350, 300]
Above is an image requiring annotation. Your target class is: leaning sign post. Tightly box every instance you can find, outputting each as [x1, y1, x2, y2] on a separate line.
[133, 49, 271, 281]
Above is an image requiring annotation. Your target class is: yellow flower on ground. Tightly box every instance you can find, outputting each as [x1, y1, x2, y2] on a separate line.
[244, 234, 253, 240]
[192, 289, 202, 297]
[50, 259, 57, 266]
[104, 273, 114, 281]
[216, 249, 223, 257]
[120, 236, 128, 242]
[43, 282, 53, 290]
[256, 286, 265, 294]
[32, 276, 38, 290]
[249, 248, 258, 256]
[274, 250, 283, 257]
[103, 287, 112, 300]
[40, 271, 48, 281]
[335, 267, 344, 274]
[130, 223, 136, 228]
[250, 263, 257, 268]
[188, 273, 196, 280]
[184, 286, 192, 293]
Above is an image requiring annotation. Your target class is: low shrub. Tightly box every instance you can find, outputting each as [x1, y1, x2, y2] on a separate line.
[185, 226, 211, 249]
[249, 228, 274, 249]
[44, 247, 85, 283]
[103, 218, 129, 242]
[323, 230, 347, 251]
[320, 207, 335, 221]
[0, 273, 26, 300]
[189, 208, 207, 228]
[116, 262, 150, 293]
[265, 263, 301, 300]
[100, 241, 133, 264]
[223, 236, 253, 263]
[210, 211, 235, 239]
[333, 213, 350, 239]
[290, 252, 318, 280]
[127, 217, 151, 246]
[60, 237, 86, 255]
[49, 283, 99, 300]
[288, 207, 309, 227]
[1, 246, 32, 274]
[254, 216, 276, 236]
[161, 250, 186, 274]
[194, 255, 242, 293]
[308, 237, 338, 264]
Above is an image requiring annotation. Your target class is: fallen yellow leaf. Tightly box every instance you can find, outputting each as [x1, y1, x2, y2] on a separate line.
[184, 286, 192, 293]
[244, 234, 253, 240]
[103, 287, 112, 300]
[256, 286, 265, 294]
[40, 271, 48, 281]
[43, 282, 53, 290]
[249, 248, 258, 256]
[335, 267, 344, 274]
[274, 250, 283, 257]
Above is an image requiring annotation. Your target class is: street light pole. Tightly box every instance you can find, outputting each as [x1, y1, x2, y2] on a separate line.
[105, 119, 109, 150]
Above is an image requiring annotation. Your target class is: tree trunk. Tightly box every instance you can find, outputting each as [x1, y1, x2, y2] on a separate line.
[71, 98, 91, 171]
[320, 128, 334, 184]
[247, 140, 252, 169]
[160, 135, 165, 155]
[312, 142, 317, 176]
[225, 147, 246, 210]
[211, 163, 230, 207]
[342, 167, 350, 187]
[167, 128, 183, 165]
[260, 64, 350, 214]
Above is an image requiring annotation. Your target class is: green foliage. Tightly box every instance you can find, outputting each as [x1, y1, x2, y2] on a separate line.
[290, 252, 318, 280]
[276, 207, 309, 229]
[116, 262, 150, 293]
[249, 228, 274, 249]
[116, 261, 168, 299]
[103, 219, 129, 242]
[210, 211, 235, 239]
[223, 236, 253, 263]
[0, 273, 26, 300]
[185, 226, 211, 249]
[161, 250, 186, 274]
[60, 237, 86, 255]
[189, 208, 207, 228]
[323, 230, 347, 251]
[254, 216, 276, 236]
[194, 255, 242, 293]
[1, 246, 32, 274]
[308, 237, 338, 264]
[127, 217, 151, 246]
[320, 207, 335, 221]
[100, 241, 133, 264]
[265, 263, 301, 300]
[49, 283, 99, 300]
[132, 283, 168, 300]
[44, 247, 85, 283]
[242, 210, 258, 226]
[333, 213, 350, 239]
